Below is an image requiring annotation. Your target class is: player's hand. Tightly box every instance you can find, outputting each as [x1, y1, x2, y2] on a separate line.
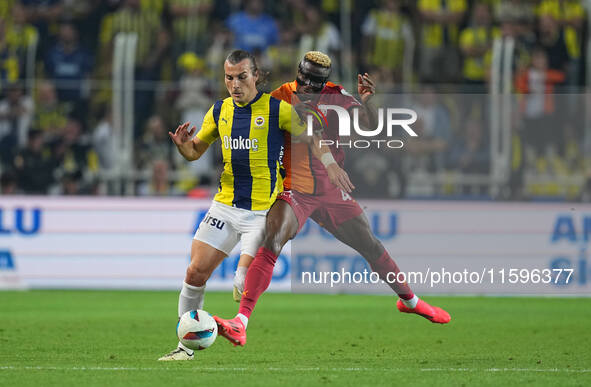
[294, 101, 327, 135]
[326, 164, 355, 193]
[357, 73, 375, 104]
[169, 122, 196, 146]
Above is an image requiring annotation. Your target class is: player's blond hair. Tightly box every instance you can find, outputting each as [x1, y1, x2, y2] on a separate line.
[304, 51, 331, 68]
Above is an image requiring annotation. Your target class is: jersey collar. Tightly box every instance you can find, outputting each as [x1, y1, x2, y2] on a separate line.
[233, 91, 263, 108]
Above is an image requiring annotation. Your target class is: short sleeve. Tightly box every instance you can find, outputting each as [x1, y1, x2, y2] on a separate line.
[333, 88, 362, 112]
[196, 104, 220, 144]
[278, 100, 306, 136]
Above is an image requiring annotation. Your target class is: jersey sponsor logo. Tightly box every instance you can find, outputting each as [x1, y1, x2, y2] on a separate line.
[254, 116, 265, 127]
[202, 214, 225, 230]
[223, 135, 259, 151]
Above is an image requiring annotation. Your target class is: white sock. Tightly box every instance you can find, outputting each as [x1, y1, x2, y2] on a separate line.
[177, 342, 194, 355]
[178, 281, 205, 317]
[401, 295, 419, 309]
[237, 313, 249, 329]
[233, 266, 248, 292]
[176, 282, 205, 353]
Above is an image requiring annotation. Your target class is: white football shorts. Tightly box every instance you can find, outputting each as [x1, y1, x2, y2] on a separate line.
[193, 201, 267, 257]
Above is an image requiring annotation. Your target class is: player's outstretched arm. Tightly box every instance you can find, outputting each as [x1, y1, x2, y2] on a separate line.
[309, 134, 354, 193]
[356, 73, 379, 131]
[169, 122, 209, 161]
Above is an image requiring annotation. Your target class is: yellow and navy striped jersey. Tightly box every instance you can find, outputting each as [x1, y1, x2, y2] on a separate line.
[537, 0, 585, 59]
[418, 0, 467, 47]
[197, 91, 306, 211]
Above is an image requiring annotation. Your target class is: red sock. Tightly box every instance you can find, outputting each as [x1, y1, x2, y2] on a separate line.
[369, 251, 414, 300]
[238, 247, 278, 318]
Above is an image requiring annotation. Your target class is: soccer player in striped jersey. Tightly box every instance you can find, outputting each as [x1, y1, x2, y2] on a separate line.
[214, 51, 451, 347]
[158, 50, 351, 361]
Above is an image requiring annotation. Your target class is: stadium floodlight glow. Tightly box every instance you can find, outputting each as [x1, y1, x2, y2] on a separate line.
[306, 106, 418, 138]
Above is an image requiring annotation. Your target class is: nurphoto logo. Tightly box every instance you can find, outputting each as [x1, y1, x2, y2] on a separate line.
[306, 105, 418, 149]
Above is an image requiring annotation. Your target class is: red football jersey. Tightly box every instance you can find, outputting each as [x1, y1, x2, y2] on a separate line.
[271, 81, 361, 194]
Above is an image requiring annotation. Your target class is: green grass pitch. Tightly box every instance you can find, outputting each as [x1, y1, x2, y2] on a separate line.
[0, 291, 590, 386]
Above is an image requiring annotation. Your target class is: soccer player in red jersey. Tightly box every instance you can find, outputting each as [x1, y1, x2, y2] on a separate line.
[214, 52, 450, 346]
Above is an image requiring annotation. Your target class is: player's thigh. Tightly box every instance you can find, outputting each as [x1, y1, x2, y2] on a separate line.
[262, 199, 300, 253]
[191, 204, 240, 276]
[188, 239, 228, 275]
[240, 211, 267, 257]
[193, 204, 241, 256]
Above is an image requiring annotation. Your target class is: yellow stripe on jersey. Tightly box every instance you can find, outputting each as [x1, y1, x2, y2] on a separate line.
[418, 0, 467, 47]
[460, 26, 500, 81]
[196, 91, 306, 211]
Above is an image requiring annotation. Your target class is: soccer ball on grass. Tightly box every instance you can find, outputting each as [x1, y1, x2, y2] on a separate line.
[177, 310, 218, 350]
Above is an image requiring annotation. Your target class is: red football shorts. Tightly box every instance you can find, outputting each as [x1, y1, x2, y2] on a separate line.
[276, 186, 364, 234]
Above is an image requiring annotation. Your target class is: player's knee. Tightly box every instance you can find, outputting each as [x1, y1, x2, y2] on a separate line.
[261, 222, 293, 255]
[362, 238, 386, 263]
[265, 216, 284, 235]
[353, 229, 384, 261]
[261, 232, 284, 256]
[185, 262, 210, 287]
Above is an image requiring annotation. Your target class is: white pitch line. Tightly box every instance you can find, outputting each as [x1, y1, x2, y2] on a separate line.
[0, 366, 590, 373]
[421, 368, 591, 373]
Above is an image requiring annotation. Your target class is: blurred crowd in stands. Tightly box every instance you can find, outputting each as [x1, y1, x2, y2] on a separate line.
[0, 0, 590, 200]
